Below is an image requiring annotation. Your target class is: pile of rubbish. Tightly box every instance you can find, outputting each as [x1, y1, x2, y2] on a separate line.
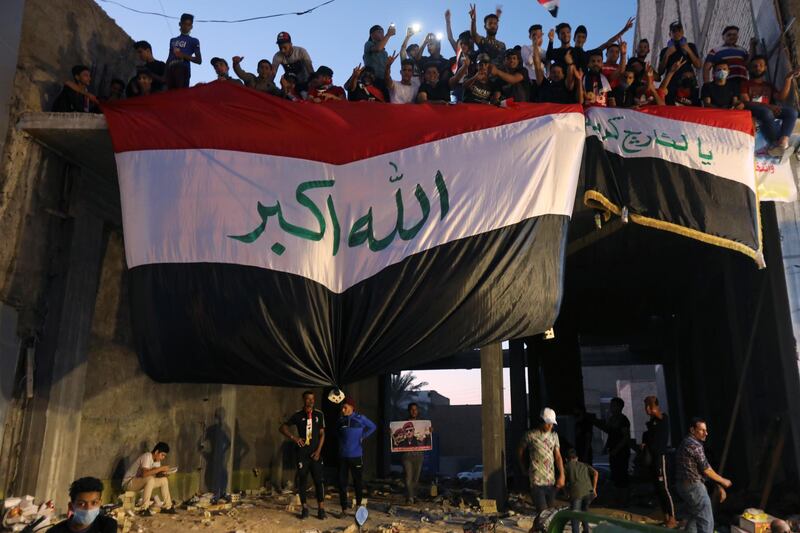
[2, 496, 55, 532]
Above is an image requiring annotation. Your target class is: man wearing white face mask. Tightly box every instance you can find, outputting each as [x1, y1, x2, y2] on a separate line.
[48, 477, 117, 532]
[701, 60, 744, 109]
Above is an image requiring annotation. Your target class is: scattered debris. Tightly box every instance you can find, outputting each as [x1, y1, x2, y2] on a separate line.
[2, 496, 54, 532]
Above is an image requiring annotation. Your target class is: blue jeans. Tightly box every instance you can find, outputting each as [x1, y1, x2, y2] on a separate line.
[677, 481, 713, 533]
[750, 105, 799, 143]
[570, 494, 593, 533]
[531, 484, 555, 513]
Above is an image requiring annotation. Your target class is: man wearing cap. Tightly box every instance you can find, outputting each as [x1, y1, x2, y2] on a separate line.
[336, 397, 377, 514]
[364, 24, 396, 99]
[210, 57, 243, 85]
[658, 21, 702, 102]
[272, 32, 314, 91]
[518, 407, 565, 514]
[279, 390, 327, 520]
[166, 13, 202, 89]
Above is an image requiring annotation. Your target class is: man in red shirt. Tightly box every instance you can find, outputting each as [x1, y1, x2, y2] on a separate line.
[602, 42, 627, 89]
[740, 55, 800, 157]
[306, 66, 345, 102]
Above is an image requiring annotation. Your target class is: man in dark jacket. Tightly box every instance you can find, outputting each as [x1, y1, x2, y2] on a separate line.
[337, 396, 376, 514]
[642, 396, 676, 527]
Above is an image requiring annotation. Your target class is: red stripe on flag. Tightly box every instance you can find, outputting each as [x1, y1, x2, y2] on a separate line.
[102, 81, 582, 164]
[631, 105, 754, 136]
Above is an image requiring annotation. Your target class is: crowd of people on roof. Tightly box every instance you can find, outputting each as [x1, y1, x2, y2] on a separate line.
[53, 9, 800, 157]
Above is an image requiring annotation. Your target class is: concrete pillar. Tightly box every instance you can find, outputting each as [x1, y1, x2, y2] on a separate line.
[220, 385, 237, 494]
[525, 339, 543, 427]
[509, 340, 527, 490]
[0, 304, 20, 448]
[34, 209, 105, 511]
[480, 343, 506, 508]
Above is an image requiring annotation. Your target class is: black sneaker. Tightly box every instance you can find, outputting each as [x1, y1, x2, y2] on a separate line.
[161, 506, 177, 515]
[300, 507, 309, 519]
[139, 508, 154, 517]
[318, 508, 326, 520]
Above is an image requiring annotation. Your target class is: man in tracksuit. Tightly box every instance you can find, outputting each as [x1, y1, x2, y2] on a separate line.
[642, 396, 676, 527]
[337, 396, 376, 514]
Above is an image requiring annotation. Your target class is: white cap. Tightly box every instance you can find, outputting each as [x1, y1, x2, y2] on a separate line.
[541, 407, 558, 425]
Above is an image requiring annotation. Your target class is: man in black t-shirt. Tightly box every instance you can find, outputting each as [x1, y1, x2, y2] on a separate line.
[490, 49, 531, 103]
[658, 21, 702, 103]
[642, 396, 676, 528]
[469, 5, 506, 67]
[417, 62, 467, 103]
[701, 61, 743, 109]
[133, 41, 166, 92]
[279, 391, 327, 519]
[463, 53, 495, 104]
[47, 477, 117, 533]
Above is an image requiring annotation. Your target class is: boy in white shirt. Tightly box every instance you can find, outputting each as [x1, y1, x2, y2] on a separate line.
[122, 442, 175, 514]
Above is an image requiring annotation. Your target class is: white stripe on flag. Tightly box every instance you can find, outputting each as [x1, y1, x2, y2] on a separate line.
[586, 107, 756, 192]
[117, 113, 584, 293]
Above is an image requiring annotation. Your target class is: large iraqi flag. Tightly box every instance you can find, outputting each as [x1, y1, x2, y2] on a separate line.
[583, 106, 763, 265]
[103, 82, 585, 386]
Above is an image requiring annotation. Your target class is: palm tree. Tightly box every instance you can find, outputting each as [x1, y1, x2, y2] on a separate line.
[389, 372, 429, 418]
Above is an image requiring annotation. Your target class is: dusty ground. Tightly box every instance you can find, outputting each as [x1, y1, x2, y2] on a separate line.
[108, 489, 662, 533]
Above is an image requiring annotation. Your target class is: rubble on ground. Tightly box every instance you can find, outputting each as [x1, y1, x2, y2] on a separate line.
[2, 496, 54, 532]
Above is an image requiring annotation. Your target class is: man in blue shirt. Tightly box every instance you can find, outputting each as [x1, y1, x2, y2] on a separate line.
[337, 396, 376, 514]
[166, 13, 202, 89]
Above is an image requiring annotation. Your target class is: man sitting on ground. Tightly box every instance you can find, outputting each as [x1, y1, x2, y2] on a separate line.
[48, 477, 116, 533]
[741, 55, 800, 157]
[385, 54, 420, 104]
[122, 442, 176, 515]
[53, 65, 99, 113]
[232, 56, 281, 96]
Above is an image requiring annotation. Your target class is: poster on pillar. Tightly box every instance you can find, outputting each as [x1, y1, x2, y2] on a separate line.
[102, 82, 585, 387]
[390, 420, 433, 452]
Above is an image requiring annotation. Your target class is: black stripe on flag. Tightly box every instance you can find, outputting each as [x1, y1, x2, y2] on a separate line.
[582, 136, 761, 262]
[128, 214, 569, 386]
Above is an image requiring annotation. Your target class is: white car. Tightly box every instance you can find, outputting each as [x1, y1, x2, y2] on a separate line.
[457, 465, 483, 481]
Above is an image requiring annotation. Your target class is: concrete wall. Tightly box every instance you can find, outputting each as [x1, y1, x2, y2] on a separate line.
[0, 0, 136, 339]
[0, 0, 385, 506]
[74, 230, 382, 503]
